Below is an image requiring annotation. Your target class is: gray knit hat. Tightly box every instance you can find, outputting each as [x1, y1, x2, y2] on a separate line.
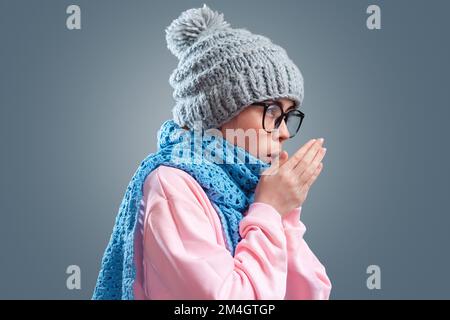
[165, 3, 304, 130]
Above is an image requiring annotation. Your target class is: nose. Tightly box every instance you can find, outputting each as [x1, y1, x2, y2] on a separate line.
[276, 118, 290, 142]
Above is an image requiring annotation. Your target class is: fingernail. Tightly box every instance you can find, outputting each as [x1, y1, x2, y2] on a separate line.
[318, 138, 324, 143]
[323, 148, 327, 153]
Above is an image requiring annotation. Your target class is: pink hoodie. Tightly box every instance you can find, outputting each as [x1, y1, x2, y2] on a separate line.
[133, 165, 332, 299]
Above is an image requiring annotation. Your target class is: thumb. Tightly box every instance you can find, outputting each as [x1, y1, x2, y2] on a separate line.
[279, 150, 289, 165]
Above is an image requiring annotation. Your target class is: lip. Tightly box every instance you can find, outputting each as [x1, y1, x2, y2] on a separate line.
[267, 152, 281, 163]
[267, 152, 281, 158]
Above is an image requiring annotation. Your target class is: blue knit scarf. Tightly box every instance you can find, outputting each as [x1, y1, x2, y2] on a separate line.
[92, 119, 271, 299]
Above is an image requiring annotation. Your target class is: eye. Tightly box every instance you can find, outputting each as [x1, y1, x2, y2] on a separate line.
[266, 104, 282, 118]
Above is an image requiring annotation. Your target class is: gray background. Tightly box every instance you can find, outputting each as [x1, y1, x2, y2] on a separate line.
[1, 0, 449, 299]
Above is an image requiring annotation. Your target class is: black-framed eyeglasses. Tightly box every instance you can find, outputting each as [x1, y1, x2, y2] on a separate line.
[250, 101, 305, 138]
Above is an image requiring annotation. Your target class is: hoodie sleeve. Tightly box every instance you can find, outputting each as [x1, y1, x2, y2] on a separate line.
[140, 166, 288, 299]
[281, 207, 332, 299]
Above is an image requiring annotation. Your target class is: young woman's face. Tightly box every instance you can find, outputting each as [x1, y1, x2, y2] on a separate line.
[219, 98, 295, 164]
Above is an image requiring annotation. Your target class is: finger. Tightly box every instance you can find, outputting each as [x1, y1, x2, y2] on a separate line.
[278, 150, 289, 166]
[294, 139, 325, 174]
[306, 162, 323, 188]
[270, 150, 288, 165]
[299, 146, 326, 180]
[284, 138, 317, 171]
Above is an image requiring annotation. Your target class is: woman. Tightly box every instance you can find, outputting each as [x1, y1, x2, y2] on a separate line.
[93, 4, 331, 300]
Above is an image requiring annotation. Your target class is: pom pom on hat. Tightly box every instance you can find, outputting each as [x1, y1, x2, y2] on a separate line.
[165, 3, 231, 59]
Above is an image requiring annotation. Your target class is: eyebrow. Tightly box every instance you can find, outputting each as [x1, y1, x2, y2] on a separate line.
[263, 99, 297, 112]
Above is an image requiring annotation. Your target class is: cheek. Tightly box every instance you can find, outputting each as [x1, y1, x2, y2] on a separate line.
[222, 109, 275, 161]
[256, 137, 269, 154]
[257, 136, 278, 159]
[235, 115, 261, 131]
[245, 135, 273, 162]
